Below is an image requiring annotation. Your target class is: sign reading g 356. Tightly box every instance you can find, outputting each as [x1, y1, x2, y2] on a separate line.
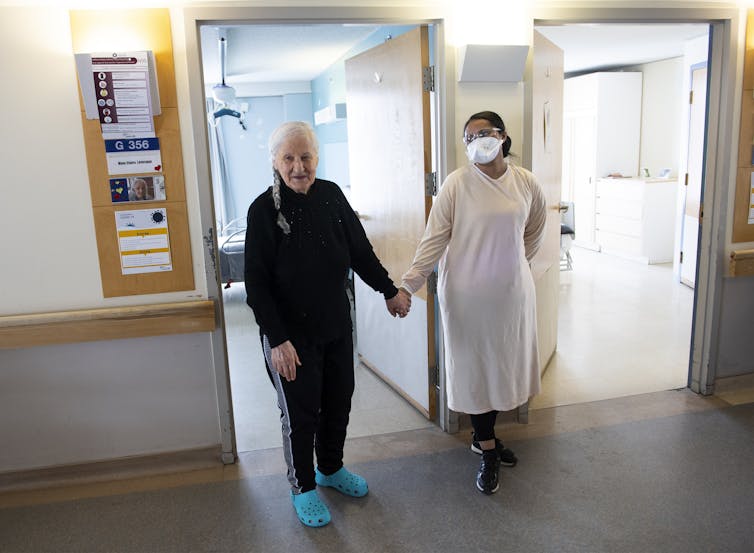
[105, 138, 160, 153]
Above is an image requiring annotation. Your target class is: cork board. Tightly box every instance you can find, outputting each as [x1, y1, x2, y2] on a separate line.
[733, 10, 754, 243]
[70, 8, 194, 296]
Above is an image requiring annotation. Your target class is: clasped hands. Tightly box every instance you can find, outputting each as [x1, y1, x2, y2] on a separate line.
[386, 288, 412, 318]
[272, 288, 412, 381]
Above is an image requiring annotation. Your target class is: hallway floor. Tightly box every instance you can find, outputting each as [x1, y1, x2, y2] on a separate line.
[531, 247, 693, 409]
[2, 388, 753, 552]
[4, 249, 751, 551]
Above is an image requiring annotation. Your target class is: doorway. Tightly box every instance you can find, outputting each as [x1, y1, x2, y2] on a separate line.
[198, 21, 442, 453]
[532, 20, 711, 409]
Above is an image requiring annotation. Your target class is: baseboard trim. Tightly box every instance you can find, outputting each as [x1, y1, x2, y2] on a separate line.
[0, 445, 226, 494]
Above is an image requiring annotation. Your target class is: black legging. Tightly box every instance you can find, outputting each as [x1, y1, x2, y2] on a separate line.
[262, 332, 355, 494]
[470, 410, 498, 442]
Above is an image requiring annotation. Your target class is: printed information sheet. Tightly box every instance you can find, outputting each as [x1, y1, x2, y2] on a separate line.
[91, 51, 155, 140]
[115, 208, 172, 274]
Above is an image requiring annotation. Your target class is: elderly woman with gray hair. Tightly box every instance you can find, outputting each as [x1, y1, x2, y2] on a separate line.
[244, 121, 411, 527]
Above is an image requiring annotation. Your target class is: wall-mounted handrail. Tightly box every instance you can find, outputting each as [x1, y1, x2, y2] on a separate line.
[0, 300, 217, 350]
[730, 249, 754, 277]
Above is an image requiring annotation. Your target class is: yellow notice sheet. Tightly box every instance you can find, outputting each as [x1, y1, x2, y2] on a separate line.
[115, 208, 172, 275]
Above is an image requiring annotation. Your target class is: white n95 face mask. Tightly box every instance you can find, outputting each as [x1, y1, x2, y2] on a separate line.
[466, 136, 502, 164]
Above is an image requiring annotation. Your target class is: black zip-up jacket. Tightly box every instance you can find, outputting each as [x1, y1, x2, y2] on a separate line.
[244, 178, 398, 348]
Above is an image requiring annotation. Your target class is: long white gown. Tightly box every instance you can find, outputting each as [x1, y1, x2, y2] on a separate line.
[401, 162, 547, 414]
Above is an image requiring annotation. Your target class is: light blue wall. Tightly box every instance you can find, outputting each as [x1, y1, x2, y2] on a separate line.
[217, 25, 419, 214]
[283, 93, 314, 123]
[218, 93, 313, 224]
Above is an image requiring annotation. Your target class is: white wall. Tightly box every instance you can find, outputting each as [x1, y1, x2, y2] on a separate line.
[631, 57, 684, 178]
[453, 82, 524, 170]
[0, 7, 209, 315]
[0, 334, 220, 472]
[0, 8, 98, 315]
[0, 7, 221, 473]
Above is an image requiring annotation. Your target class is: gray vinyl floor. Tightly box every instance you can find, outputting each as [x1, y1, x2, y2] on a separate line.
[1, 249, 740, 552]
[2, 400, 753, 553]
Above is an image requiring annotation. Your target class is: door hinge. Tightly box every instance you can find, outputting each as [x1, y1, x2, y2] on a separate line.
[425, 172, 438, 196]
[431, 364, 440, 388]
[427, 271, 438, 294]
[689, 90, 694, 104]
[684, 173, 689, 186]
[680, 251, 684, 264]
[699, 203, 703, 221]
[422, 65, 435, 92]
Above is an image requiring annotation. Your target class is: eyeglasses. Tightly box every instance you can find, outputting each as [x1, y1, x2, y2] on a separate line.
[463, 128, 501, 145]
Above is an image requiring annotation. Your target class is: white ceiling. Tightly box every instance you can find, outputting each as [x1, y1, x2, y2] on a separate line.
[200, 24, 379, 87]
[200, 22, 710, 93]
[535, 23, 709, 75]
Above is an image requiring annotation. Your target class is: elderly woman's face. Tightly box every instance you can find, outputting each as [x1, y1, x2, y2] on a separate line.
[273, 133, 318, 193]
[133, 180, 147, 199]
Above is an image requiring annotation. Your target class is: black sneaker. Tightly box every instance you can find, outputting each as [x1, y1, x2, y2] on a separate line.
[470, 433, 518, 467]
[476, 449, 500, 495]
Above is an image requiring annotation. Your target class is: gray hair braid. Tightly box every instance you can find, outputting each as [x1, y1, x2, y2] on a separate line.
[272, 170, 290, 235]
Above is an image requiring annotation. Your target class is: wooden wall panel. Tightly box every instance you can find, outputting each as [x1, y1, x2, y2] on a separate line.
[733, 10, 754, 243]
[0, 301, 216, 350]
[743, 11, 754, 91]
[92, 203, 194, 296]
[70, 9, 177, 108]
[70, 9, 194, 297]
[83, 109, 186, 207]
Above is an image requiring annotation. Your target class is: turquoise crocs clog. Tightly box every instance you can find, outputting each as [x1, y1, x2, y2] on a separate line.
[315, 467, 369, 497]
[291, 489, 331, 527]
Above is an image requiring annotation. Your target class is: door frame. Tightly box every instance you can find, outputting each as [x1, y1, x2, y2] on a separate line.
[679, 61, 709, 289]
[533, 6, 741, 397]
[182, 6, 451, 460]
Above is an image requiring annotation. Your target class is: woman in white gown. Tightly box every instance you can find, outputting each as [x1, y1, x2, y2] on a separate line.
[400, 111, 547, 495]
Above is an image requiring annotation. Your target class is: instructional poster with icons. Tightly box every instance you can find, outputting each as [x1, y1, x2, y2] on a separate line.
[92, 52, 163, 176]
[91, 51, 155, 139]
[115, 208, 172, 275]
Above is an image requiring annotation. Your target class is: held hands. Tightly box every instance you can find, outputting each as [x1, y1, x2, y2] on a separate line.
[271, 340, 301, 382]
[386, 288, 412, 318]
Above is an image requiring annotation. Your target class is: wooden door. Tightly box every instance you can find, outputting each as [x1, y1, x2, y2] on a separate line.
[345, 26, 435, 418]
[527, 30, 564, 374]
[680, 65, 707, 288]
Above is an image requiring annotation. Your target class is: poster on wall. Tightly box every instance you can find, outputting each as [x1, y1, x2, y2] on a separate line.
[91, 51, 156, 140]
[110, 175, 166, 203]
[115, 208, 172, 275]
[749, 173, 754, 225]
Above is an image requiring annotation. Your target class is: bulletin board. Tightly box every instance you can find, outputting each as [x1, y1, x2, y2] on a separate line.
[733, 10, 754, 243]
[70, 9, 194, 297]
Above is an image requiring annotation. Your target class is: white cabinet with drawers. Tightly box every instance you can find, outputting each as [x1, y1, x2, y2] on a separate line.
[563, 71, 643, 250]
[595, 178, 679, 264]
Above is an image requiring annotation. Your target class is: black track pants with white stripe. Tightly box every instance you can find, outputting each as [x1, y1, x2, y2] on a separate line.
[262, 332, 355, 494]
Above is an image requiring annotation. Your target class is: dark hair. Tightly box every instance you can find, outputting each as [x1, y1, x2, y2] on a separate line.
[464, 110, 512, 157]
